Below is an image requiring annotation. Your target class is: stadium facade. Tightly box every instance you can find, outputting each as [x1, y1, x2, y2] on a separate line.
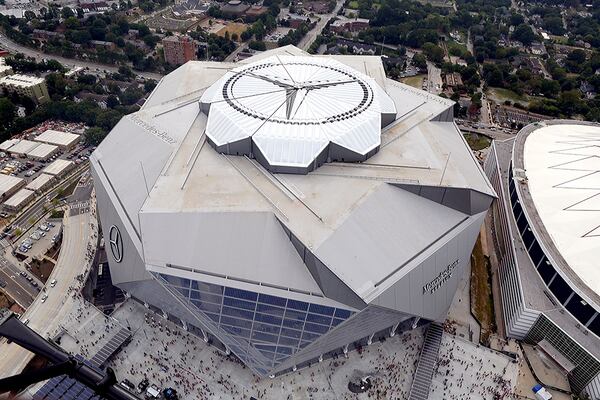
[484, 120, 600, 398]
[91, 46, 495, 377]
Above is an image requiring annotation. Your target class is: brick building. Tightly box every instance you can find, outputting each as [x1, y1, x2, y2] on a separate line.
[162, 36, 198, 65]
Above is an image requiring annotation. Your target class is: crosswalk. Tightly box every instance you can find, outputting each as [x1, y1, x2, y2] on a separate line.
[69, 201, 90, 216]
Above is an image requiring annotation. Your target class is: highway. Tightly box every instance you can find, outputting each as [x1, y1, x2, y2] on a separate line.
[0, 205, 96, 378]
[0, 166, 89, 310]
[0, 257, 36, 308]
[0, 34, 163, 81]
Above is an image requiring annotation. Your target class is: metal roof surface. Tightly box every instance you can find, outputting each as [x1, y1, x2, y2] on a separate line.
[200, 55, 396, 169]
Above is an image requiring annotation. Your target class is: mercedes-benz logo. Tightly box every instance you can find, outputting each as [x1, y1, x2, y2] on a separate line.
[108, 225, 123, 263]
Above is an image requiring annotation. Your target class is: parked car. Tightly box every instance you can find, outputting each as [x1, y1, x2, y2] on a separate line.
[50, 279, 57, 287]
[41, 294, 48, 303]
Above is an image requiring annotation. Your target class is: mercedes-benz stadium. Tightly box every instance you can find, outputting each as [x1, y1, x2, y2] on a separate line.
[91, 46, 495, 378]
[485, 120, 600, 398]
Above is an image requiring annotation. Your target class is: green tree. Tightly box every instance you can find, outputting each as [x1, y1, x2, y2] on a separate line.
[84, 127, 107, 146]
[0, 98, 16, 131]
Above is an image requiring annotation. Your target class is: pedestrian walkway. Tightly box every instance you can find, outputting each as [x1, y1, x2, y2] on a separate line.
[408, 323, 444, 400]
[89, 327, 131, 368]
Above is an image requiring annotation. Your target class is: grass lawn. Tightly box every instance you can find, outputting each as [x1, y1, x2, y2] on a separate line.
[470, 235, 496, 344]
[464, 133, 491, 151]
[347, 0, 359, 8]
[487, 87, 529, 105]
[446, 39, 468, 57]
[400, 74, 425, 89]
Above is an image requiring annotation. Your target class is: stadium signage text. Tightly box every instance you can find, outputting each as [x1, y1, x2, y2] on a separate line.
[422, 259, 459, 295]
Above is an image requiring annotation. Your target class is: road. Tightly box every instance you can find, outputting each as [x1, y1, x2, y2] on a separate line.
[0, 257, 37, 308]
[0, 166, 89, 310]
[426, 61, 443, 95]
[297, 0, 345, 51]
[0, 34, 163, 81]
[0, 207, 96, 378]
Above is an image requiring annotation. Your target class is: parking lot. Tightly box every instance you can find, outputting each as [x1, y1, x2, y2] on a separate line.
[15, 219, 61, 257]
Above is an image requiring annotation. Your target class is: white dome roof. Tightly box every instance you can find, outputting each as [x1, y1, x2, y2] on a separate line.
[200, 55, 396, 172]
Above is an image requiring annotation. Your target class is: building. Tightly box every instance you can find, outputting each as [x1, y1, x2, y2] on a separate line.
[0, 174, 26, 202]
[90, 40, 117, 50]
[331, 17, 370, 34]
[91, 46, 495, 378]
[162, 36, 198, 66]
[25, 173, 55, 193]
[443, 72, 463, 88]
[35, 130, 81, 151]
[0, 74, 50, 104]
[333, 39, 376, 55]
[32, 29, 64, 43]
[0, 138, 18, 152]
[8, 140, 40, 158]
[43, 159, 75, 177]
[26, 143, 59, 161]
[3, 188, 35, 213]
[220, 0, 250, 18]
[484, 120, 600, 399]
[0, 58, 13, 78]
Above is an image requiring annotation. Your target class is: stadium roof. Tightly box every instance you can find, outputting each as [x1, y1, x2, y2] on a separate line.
[521, 122, 600, 297]
[199, 55, 397, 172]
[92, 46, 495, 304]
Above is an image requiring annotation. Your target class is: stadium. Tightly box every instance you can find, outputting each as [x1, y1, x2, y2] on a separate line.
[484, 120, 600, 398]
[91, 46, 495, 377]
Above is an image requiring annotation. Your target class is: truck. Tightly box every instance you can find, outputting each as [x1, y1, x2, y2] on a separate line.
[532, 384, 552, 400]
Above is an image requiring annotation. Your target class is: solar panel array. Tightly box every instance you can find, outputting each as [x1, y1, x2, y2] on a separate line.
[33, 356, 105, 400]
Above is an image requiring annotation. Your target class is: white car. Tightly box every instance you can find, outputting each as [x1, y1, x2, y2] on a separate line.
[50, 279, 57, 287]
[41, 294, 48, 303]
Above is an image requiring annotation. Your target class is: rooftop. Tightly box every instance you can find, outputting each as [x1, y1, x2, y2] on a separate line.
[26, 173, 54, 191]
[92, 46, 495, 305]
[26, 142, 58, 158]
[4, 188, 34, 207]
[9, 139, 40, 155]
[0, 174, 24, 197]
[0, 74, 45, 87]
[516, 122, 600, 298]
[35, 129, 80, 147]
[43, 159, 75, 176]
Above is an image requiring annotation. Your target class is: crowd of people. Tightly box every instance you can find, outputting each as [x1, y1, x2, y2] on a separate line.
[430, 335, 518, 400]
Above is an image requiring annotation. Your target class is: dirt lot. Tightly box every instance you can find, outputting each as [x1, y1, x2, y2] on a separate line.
[0, 291, 23, 314]
[216, 22, 248, 40]
[470, 234, 496, 344]
[28, 255, 56, 283]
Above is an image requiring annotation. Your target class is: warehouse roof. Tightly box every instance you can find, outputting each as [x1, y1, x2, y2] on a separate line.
[26, 173, 54, 191]
[4, 188, 34, 208]
[43, 159, 74, 176]
[9, 140, 39, 155]
[0, 174, 24, 197]
[35, 130, 80, 147]
[26, 143, 58, 159]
